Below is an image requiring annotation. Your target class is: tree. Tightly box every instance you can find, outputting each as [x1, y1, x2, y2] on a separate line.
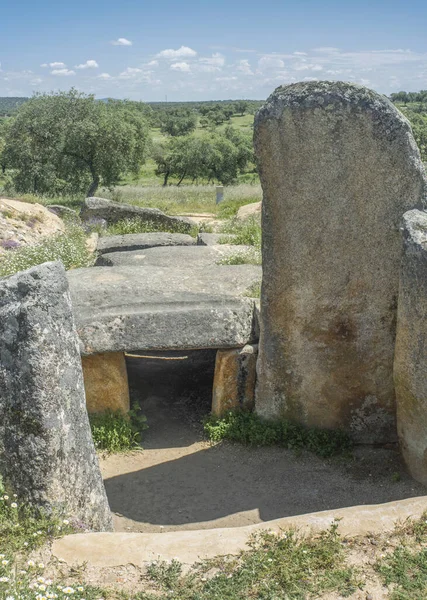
[406, 111, 427, 162]
[0, 117, 12, 174]
[4, 89, 150, 197]
[234, 100, 249, 116]
[160, 109, 197, 136]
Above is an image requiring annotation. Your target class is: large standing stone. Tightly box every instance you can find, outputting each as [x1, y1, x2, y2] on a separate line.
[254, 81, 427, 442]
[394, 210, 427, 484]
[82, 352, 130, 414]
[0, 262, 113, 531]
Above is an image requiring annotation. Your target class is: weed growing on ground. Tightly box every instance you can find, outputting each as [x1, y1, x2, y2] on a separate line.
[143, 523, 361, 599]
[243, 280, 261, 298]
[103, 217, 198, 238]
[218, 248, 261, 265]
[204, 410, 353, 458]
[89, 405, 148, 454]
[219, 215, 261, 247]
[0, 226, 94, 277]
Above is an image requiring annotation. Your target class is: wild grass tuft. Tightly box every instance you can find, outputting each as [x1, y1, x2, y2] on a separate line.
[204, 410, 353, 458]
[89, 405, 148, 454]
[0, 226, 94, 277]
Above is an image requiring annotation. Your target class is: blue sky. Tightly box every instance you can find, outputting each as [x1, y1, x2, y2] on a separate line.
[1, 0, 427, 101]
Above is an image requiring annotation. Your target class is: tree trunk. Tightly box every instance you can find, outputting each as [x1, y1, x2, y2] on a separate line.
[177, 171, 186, 186]
[87, 174, 100, 198]
[163, 171, 170, 187]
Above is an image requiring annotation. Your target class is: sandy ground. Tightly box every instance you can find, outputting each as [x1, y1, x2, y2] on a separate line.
[100, 353, 426, 533]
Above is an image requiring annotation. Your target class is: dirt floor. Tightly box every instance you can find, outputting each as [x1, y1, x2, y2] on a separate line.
[100, 353, 426, 533]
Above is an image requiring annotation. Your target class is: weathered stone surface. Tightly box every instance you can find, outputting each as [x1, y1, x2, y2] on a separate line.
[212, 345, 258, 416]
[236, 201, 262, 222]
[67, 265, 260, 353]
[97, 232, 195, 255]
[80, 197, 193, 234]
[0, 262, 113, 530]
[47, 205, 80, 222]
[254, 81, 427, 442]
[82, 352, 130, 414]
[394, 210, 427, 484]
[96, 244, 254, 268]
[196, 233, 237, 246]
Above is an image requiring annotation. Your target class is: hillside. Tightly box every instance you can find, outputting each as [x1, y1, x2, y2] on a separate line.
[0, 96, 29, 116]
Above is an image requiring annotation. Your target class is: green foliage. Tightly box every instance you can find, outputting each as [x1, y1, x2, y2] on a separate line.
[218, 248, 261, 265]
[152, 126, 253, 186]
[0, 97, 28, 116]
[219, 215, 261, 247]
[377, 546, 427, 599]
[0, 226, 94, 277]
[406, 110, 427, 161]
[160, 109, 198, 137]
[103, 216, 198, 237]
[143, 523, 360, 599]
[204, 410, 353, 458]
[3, 89, 150, 197]
[244, 280, 261, 298]
[89, 405, 148, 454]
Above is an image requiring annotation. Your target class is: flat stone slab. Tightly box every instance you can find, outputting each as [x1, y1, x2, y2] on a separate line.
[67, 265, 261, 354]
[197, 233, 237, 246]
[96, 244, 253, 267]
[80, 197, 194, 234]
[97, 232, 196, 255]
[53, 496, 427, 567]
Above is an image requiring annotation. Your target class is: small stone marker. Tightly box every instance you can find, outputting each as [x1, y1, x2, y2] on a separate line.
[212, 345, 258, 416]
[82, 352, 130, 414]
[395, 209, 427, 484]
[216, 185, 224, 204]
[254, 81, 427, 442]
[0, 262, 113, 531]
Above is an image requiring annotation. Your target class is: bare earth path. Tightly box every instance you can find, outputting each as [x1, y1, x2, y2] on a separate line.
[100, 355, 426, 533]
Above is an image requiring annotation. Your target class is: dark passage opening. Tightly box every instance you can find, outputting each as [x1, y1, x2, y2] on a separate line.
[101, 349, 426, 534]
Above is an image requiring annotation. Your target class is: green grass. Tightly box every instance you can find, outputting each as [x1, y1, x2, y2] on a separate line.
[0, 226, 94, 277]
[89, 405, 148, 454]
[142, 523, 361, 599]
[219, 215, 261, 246]
[218, 247, 262, 265]
[244, 280, 261, 298]
[204, 410, 353, 458]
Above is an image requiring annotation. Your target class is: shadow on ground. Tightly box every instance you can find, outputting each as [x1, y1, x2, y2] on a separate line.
[101, 353, 426, 532]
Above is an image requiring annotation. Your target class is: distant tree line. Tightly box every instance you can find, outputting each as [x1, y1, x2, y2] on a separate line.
[390, 91, 427, 161]
[390, 90, 427, 105]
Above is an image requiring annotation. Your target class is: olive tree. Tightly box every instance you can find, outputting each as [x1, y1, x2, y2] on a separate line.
[4, 89, 150, 197]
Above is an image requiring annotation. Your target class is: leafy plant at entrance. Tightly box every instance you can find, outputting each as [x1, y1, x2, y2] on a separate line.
[89, 405, 148, 454]
[204, 410, 353, 458]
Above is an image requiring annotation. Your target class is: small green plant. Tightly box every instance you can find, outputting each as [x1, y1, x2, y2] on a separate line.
[377, 546, 427, 599]
[89, 404, 148, 454]
[204, 410, 353, 458]
[218, 247, 262, 265]
[244, 280, 261, 298]
[145, 523, 361, 599]
[103, 216, 198, 237]
[219, 215, 261, 247]
[0, 226, 94, 277]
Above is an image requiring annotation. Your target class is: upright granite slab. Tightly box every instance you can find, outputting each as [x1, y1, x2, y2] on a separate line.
[80, 197, 193, 234]
[67, 265, 260, 354]
[0, 262, 112, 530]
[394, 209, 427, 484]
[254, 81, 427, 442]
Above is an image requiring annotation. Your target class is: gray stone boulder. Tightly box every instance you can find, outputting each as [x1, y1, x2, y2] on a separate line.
[0, 262, 113, 531]
[80, 197, 194, 234]
[254, 81, 427, 443]
[97, 232, 196, 255]
[394, 209, 427, 484]
[197, 233, 237, 246]
[236, 201, 262, 222]
[47, 205, 80, 222]
[95, 244, 255, 267]
[67, 265, 260, 354]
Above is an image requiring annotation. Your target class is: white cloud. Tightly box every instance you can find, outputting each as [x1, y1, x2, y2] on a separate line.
[75, 59, 99, 69]
[199, 53, 225, 67]
[42, 61, 66, 68]
[143, 60, 159, 68]
[258, 56, 285, 69]
[170, 61, 191, 72]
[216, 76, 237, 81]
[30, 78, 43, 85]
[157, 46, 197, 59]
[237, 59, 253, 75]
[97, 73, 112, 79]
[51, 68, 75, 76]
[294, 52, 307, 56]
[111, 38, 132, 46]
[118, 67, 143, 79]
